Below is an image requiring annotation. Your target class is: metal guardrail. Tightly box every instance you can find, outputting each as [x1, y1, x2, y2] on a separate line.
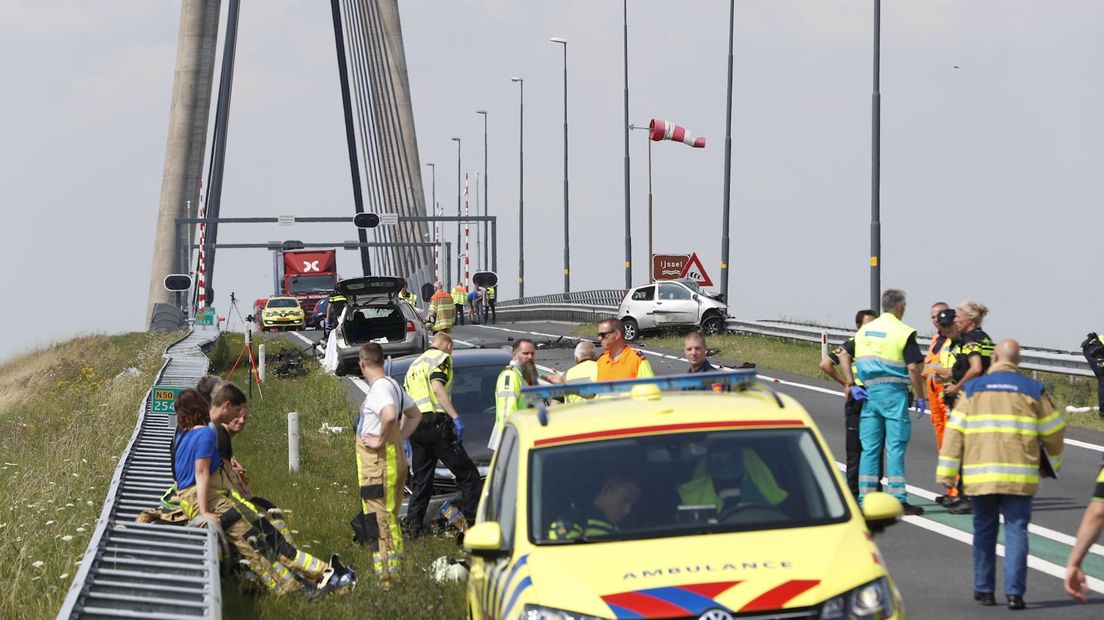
[59, 326, 223, 619]
[495, 290, 1093, 378]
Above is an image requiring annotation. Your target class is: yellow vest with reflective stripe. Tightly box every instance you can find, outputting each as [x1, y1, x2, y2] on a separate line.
[563, 360, 598, 403]
[399, 290, 417, 305]
[485, 286, 496, 300]
[452, 287, 467, 305]
[854, 312, 916, 387]
[495, 365, 527, 428]
[404, 348, 452, 413]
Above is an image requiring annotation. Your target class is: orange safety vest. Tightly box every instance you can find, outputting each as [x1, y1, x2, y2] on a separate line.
[596, 346, 654, 381]
[923, 334, 949, 392]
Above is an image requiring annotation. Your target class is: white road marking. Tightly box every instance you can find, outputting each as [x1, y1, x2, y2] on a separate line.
[288, 331, 316, 347]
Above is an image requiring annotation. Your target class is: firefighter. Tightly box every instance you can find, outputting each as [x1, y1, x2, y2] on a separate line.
[451, 283, 467, 326]
[352, 343, 422, 580]
[427, 281, 456, 333]
[563, 341, 598, 403]
[819, 309, 878, 497]
[854, 289, 927, 515]
[596, 318, 654, 381]
[173, 386, 355, 596]
[402, 332, 482, 532]
[485, 283, 497, 323]
[398, 282, 417, 308]
[492, 339, 563, 445]
[936, 340, 1065, 610]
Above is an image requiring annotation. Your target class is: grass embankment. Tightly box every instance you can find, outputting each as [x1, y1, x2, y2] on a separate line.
[571, 326, 1104, 432]
[212, 333, 466, 619]
[0, 331, 181, 619]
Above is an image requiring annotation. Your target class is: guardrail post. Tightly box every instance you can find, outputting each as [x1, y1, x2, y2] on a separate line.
[258, 344, 265, 382]
[288, 412, 300, 472]
[820, 331, 828, 359]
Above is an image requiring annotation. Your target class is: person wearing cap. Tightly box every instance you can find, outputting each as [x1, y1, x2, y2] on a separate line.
[925, 303, 956, 450]
[854, 289, 927, 516]
[820, 309, 878, 497]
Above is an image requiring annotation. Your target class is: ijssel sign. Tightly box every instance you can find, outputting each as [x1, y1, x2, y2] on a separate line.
[651, 252, 713, 287]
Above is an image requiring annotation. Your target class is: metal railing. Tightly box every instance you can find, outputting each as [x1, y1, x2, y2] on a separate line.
[493, 290, 1093, 378]
[59, 326, 223, 619]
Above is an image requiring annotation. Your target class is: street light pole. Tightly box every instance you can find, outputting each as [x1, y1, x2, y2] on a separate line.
[629, 124, 652, 280]
[870, 0, 882, 310]
[551, 37, 570, 294]
[477, 110, 489, 272]
[622, 0, 632, 288]
[425, 162, 437, 281]
[720, 0, 735, 302]
[451, 136, 461, 289]
[511, 77, 525, 299]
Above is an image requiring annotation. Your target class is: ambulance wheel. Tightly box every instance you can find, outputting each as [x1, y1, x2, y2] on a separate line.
[622, 318, 640, 342]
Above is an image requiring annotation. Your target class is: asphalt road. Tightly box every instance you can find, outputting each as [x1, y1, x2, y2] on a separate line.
[290, 322, 1104, 617]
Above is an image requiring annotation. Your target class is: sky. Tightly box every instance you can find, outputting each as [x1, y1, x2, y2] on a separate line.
[2, 0, 1102, 361]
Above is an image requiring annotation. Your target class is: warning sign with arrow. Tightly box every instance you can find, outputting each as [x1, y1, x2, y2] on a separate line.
[679, 252, 713, 287]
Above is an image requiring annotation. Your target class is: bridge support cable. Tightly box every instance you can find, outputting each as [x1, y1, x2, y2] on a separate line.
[198, 0, 242, 307]
[342, 0, 393, 276]
[333, 0, 430, 279]
[356, 0, 410, 278]
[366, 0, 431, 271]
[329, 0, 374, 276]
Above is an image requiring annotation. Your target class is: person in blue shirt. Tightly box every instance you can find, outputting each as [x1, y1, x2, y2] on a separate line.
[173, 385, 355, 597]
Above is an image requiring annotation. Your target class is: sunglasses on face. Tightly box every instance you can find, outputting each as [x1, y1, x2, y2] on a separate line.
[597, 331, 615, 339]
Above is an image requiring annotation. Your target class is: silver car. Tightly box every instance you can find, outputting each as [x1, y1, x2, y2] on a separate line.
[331, 276, 428, 375]
[616, 278, 728, 341]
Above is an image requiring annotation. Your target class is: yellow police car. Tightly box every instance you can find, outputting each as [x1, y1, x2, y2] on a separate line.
[260, 296, 306, 331]
[464, 371, 905, 620]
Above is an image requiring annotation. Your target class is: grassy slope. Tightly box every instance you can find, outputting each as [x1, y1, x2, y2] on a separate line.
[572, 326, 1104, 432]
[213, 333, 467, 619]
[0, 331, 181, 619]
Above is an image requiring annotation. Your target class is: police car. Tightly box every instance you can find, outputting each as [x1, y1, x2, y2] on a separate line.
[463, 371, 905, 620]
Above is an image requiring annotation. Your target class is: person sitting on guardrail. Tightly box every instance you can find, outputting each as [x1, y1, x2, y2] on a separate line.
[174, 384, 356, 597]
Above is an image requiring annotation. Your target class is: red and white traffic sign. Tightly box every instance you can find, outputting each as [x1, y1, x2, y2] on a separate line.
[679, 252, 713, 287]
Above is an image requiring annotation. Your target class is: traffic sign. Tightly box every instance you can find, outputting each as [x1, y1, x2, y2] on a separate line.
[278, 215, 296, 226]
[152, 386, 183, 414]
[679, 253, 713, 287]
[195, 307, 216, 326]
[380, 213, 399, 226]
[652, 254, 689, 280]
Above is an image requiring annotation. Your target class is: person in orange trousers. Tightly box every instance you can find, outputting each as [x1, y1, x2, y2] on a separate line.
[923, 302, 954, 448]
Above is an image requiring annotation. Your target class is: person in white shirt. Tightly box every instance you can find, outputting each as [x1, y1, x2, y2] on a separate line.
[352, 343, 421, 582]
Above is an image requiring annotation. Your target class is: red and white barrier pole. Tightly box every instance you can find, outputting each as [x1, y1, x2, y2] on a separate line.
[463, 173, 470, 288]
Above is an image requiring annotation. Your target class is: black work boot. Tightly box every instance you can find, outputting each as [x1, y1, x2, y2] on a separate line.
[974, 591, 996, 606]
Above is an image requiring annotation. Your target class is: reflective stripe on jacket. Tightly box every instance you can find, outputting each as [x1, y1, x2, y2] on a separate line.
[495, 364, 528, 428]
[429, 291, 455, 331]
[854, 312, 916, 388]
[936, 361, 1066, 496]
[403, 348, 452, 414]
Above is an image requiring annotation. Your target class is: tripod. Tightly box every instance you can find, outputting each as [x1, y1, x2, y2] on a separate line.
[225, 293, 263, 399]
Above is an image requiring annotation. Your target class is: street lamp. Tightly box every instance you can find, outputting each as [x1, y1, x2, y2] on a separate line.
[425, 162, 438, 281]
[511, 77, 525, 298]
[476, 110, 489, 272]
[870, 0, 882, 310]
[622, 0, 632, 288]
[628, 124, 653, 280]
[720, 0, 735, 302]
[550, 37, 570, 294]
[451, 136, 461, 288]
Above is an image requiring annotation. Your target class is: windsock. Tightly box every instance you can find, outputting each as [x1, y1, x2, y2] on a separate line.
[649, 118, 705, 148]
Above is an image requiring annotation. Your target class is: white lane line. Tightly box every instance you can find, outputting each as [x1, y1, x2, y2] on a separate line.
[288, 331, 316, 347]
[900, 514, 1104, 593]
[349, 375, 370, 396]
[468, 324, 1104, 454]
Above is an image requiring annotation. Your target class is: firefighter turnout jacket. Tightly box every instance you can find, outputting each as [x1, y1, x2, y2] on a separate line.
[936, 361, 1066, 496]
[428, 290, 456, 332]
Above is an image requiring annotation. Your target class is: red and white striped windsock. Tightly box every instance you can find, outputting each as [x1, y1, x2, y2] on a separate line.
[649, 118, 706, 148]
